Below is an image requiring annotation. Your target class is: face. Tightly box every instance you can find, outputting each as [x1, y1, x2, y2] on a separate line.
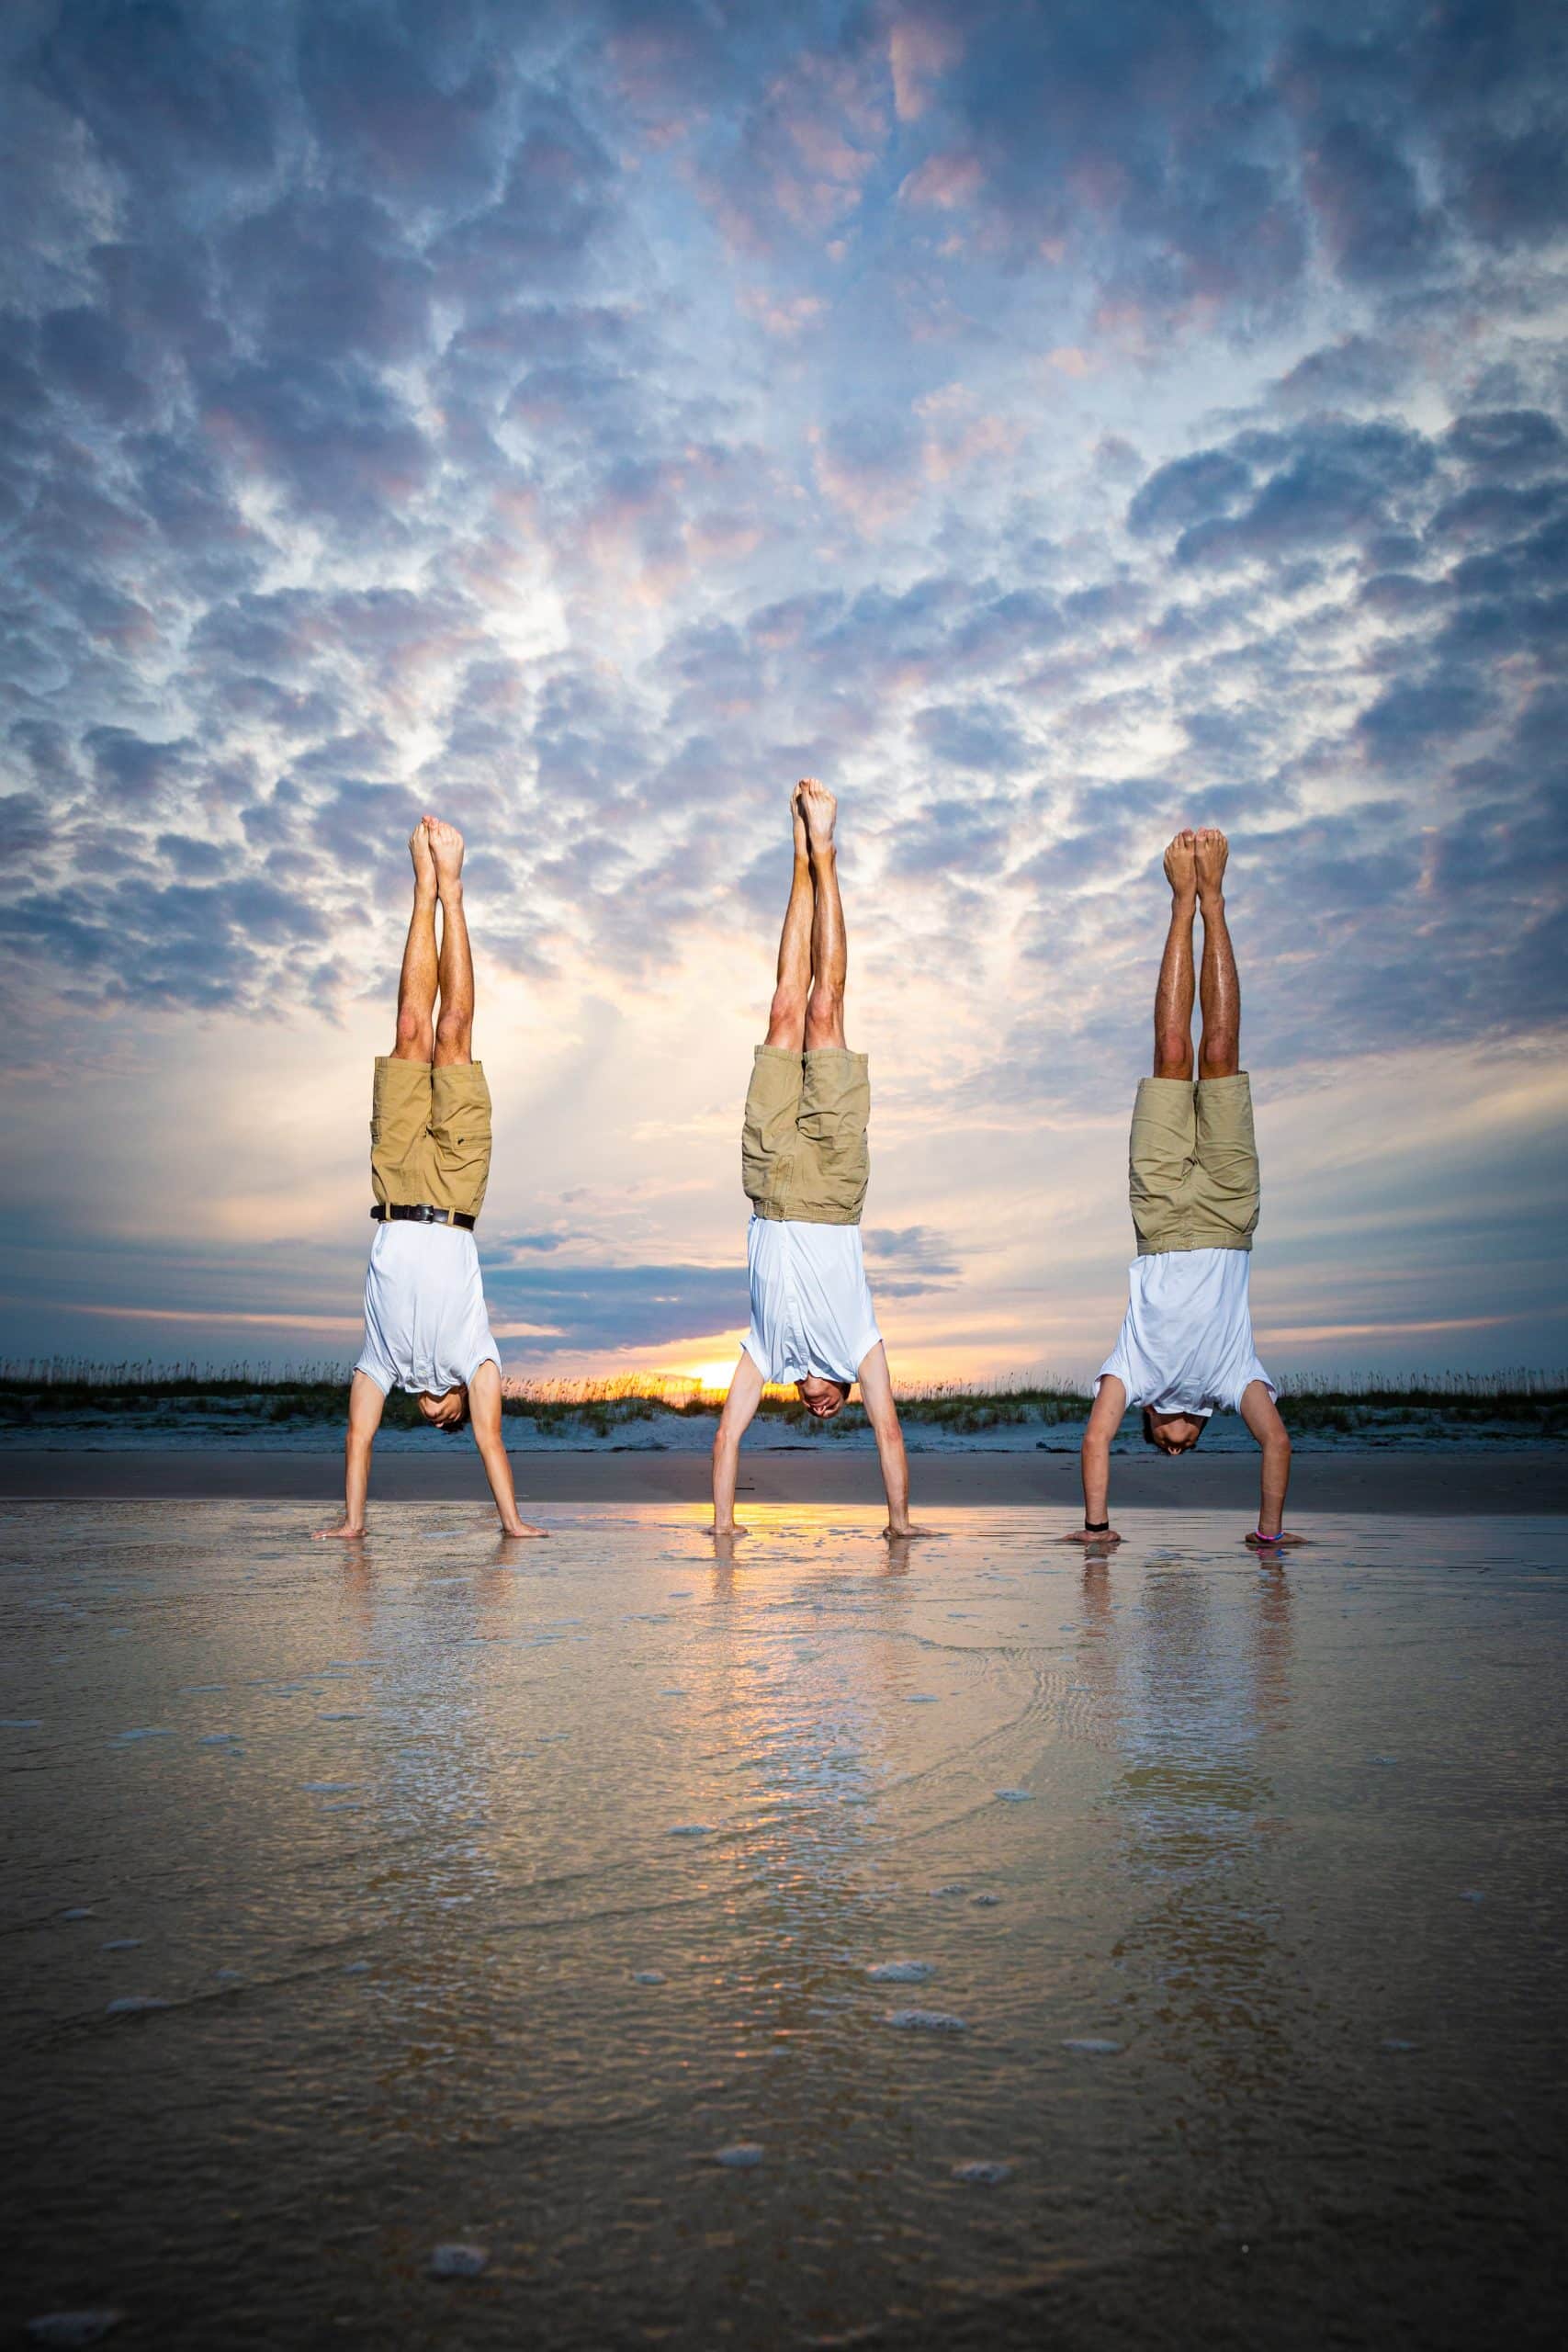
[418, 1386, 467, 1429]
[796, 1375, 850, 1419]
[1148, 1409, 1202, 1454]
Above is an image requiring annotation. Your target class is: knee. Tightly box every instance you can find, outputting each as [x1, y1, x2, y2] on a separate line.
[768, 984, 807, 1032]
[435, 1006, 470, 1057]
[396, 1007, 431, 1054]
[806, 984, 844, 1046]
[1200, 1031, 1239, 1079]
[1155, 1029, 1193, 1079]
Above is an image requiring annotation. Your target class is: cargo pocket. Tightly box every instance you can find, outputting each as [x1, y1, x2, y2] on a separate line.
[796, 1050, 871, 1222]
[742, 1049, 805, 1213]
[370, 1057, 435, 1204]
[430, 1069, 493, 1219]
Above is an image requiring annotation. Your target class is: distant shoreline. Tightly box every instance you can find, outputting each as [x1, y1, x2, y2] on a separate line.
[0, 1446, 1562, 1512]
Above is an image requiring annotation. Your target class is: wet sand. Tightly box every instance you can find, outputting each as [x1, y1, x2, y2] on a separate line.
[0, 1443, 1562, 1511]
[3, 1501, 1565, 2350]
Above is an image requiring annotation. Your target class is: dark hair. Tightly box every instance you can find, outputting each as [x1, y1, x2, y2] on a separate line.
[1142, 1406, 1205, 1450]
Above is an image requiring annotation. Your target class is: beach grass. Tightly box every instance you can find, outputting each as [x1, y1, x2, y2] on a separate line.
[2, 1359, 1563, 1441]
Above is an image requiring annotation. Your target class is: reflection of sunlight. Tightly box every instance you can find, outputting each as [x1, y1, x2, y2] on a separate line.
[689, 1359, 739, 1391]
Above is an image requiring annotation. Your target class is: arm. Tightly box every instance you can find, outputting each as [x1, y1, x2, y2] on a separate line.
[712, 1351, 764, 1533]
[314, 1370, 386, 1538]
[468, 1361, 547, 1538]
[1238, 1380, 1303, 1544]
[1067, 1376, 1125, 1544]
[857, 1342, 928, 1540]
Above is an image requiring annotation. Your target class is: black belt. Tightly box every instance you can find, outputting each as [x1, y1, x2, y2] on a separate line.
[372, 1203, 477, 1230]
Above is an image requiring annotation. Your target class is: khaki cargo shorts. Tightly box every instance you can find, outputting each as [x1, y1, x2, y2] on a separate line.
[742, 1046, 870, 1225]
[1128, 1071, 1259, 1254]
[370, 1057, 493, 1222]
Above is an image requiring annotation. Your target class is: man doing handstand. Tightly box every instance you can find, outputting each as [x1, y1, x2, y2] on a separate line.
[711, 781, 921, 1542]
[316, 818, 544, 1542]
[1074, 829, 1301, 1550]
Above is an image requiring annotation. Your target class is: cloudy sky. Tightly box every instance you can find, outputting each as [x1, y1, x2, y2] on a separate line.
[3, 0, 1566, 1386]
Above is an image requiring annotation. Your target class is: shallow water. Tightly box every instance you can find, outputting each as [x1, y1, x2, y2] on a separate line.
[3, 1504, 1565, 2350]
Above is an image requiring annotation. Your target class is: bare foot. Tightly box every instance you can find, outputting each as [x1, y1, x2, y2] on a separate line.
[791, 785, 808, 862]
[499, 1521, 549, 1541]
[423, 814, 465, 889]
[1163, 829, 1197, 897]
[313, 1522, 366, 1541]
[798, 776, 837, 854]
[410, 820, 434, 896]
[1195, 826, 1229, 899]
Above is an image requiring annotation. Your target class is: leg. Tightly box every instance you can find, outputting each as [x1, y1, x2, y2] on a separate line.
[800, 777, 846, 1050]
[425, 816, 473, 1066]
[1195, 828, 1239, 1079]
[1153, 829, 1197, 1079]
[393, 822, 438, 1060]
[764, 790, 812, 1050]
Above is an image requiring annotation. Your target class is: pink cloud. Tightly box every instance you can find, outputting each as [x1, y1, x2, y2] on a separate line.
[698, 50, 888, 255]
[738, 288, 826, 340]
[887, 11, 964, 124]
[809, 424, 919, 535]
[899, 149, 984, 209]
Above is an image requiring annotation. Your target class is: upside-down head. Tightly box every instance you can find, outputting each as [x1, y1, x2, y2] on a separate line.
[418, 1385, 470, 1432]
[1143, 1407, 1205, 1455]
[797, 1374, 852, 1419]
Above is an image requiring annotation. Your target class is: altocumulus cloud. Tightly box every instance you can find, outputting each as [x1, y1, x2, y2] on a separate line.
[1, 0, 1566, 1365]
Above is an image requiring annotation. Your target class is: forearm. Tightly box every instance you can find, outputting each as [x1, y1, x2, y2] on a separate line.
[1258, 1441, 1292, 1537]
[712, 1437, 741, 1532]
[477, 1435, 525, 1533]
[874, 1419, 912, 1535]
[343, 1436, 372, 1533]
[1080, 1438, 1111, 1526]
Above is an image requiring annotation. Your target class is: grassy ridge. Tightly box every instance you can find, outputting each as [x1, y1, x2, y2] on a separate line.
[1, 1360, 1563, 1441]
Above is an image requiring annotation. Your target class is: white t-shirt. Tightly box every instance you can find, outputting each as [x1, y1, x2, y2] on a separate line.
[742, 1216, 883, 1385]
[355, 1222, 502, 1397]
[1095, 1248, 1275, 1417]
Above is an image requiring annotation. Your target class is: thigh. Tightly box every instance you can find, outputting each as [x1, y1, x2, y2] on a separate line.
[428, 1062, 493, 1220]
[370, 1056, 435, 1207]
[1128, 1075, 1198, 1250]
[742, 1047, 806, 1211]
[795, 1047, 871, 1222]
[1192, 1073, 1260, 1244]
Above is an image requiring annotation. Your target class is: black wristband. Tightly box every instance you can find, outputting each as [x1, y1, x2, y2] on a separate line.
[1084, 1519, 1110, 1533]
